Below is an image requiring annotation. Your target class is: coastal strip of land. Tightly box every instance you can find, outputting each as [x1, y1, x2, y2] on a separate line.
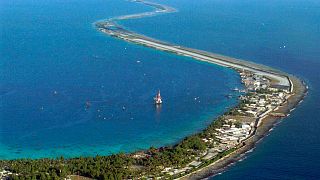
[0, 0, 307, 179]
[178, 76, 307, 180]
[96, 0, 306, 179]
[96, 0, 290, 89]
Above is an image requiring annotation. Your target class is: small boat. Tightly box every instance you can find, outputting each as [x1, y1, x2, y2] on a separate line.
[154, 90, 162, 104]
[225, 94, 233, 99]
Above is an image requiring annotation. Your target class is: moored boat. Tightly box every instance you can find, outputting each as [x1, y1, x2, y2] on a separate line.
[154, 90, 162, 104]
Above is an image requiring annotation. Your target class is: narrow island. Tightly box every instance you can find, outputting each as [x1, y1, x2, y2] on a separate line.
[0, 0, 307, 179]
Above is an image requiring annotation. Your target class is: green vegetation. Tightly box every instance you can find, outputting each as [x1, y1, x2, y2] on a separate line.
[1, 154, 134, 180]
[234, 121, 242, 128]
[256, 89, 274, 94]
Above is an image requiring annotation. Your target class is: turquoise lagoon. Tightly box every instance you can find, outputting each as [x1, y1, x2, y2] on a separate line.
[0, 0, 242, 159]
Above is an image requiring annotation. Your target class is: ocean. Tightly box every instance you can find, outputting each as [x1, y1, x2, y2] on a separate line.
[1, 0, 320, 179]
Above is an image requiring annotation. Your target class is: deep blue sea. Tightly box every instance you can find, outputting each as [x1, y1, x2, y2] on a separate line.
[1, 0, 320, 179]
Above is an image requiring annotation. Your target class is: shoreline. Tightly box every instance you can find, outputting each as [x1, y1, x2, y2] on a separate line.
[179, 76, 307, 179]
[95, 0, 307, 179]
[0, 0, 308, 179]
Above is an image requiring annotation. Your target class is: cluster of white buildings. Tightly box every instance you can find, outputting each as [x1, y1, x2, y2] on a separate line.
[215, 121, 252, 146]
[160, 120, 253, 177]
[240, 71, 270, 91]
[238, 72, 289, 118]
